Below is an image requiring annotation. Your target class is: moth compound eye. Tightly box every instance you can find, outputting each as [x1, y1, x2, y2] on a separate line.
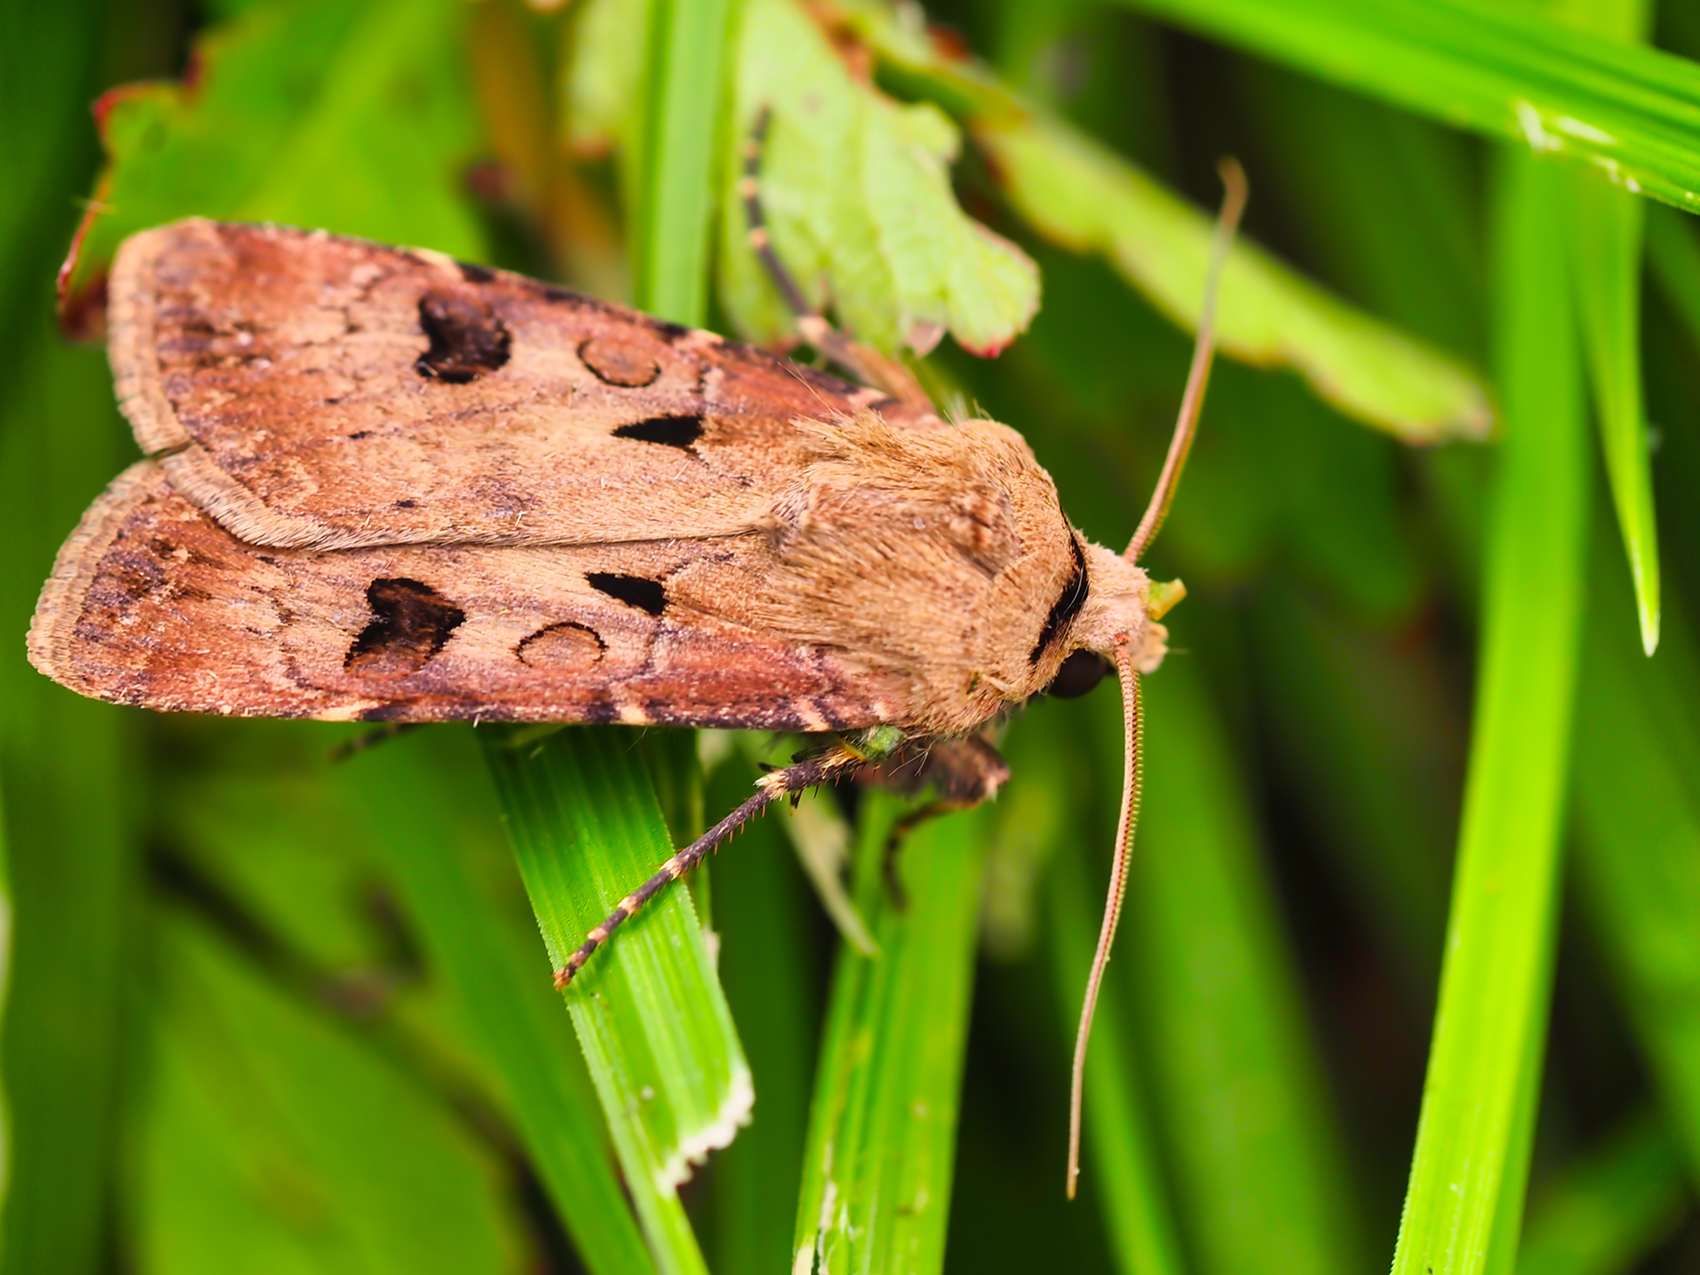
[1043, 650, 1111, 699]
[415, 291, 511, 383]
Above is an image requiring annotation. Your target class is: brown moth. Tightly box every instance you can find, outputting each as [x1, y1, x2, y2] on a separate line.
[29, 165, 1246, 1197]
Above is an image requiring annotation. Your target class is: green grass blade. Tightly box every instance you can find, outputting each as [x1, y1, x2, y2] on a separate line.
[1117, 0, 1700, 213]
[1562, 0, 1659, 656]
[703, 756, 817, 1274]
[484, 728, 749, 1275]
[792, 794, 990, 1275]
[1390, 152, 1589, 1275]
[1513, 1112, 1688, 1275]
[631, 0, 737, 323]
[345, 730, 655, 1275]
[1570, 181, 1658, 654]
[1047, 809, 1185, 1275]
[1106, 660, 1364, 1275]
[1572, 528, 1700, 1183]
[0, 5, 136, 1270]
[0, 336, 135, 1275]
[1646, 203, 1700, 367]
[139, 915, 519, 1274]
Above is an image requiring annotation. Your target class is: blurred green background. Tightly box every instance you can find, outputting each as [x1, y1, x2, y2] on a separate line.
[4, 0, 1700, 1272]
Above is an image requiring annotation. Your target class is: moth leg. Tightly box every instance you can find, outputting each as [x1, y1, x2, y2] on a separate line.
[554, 742, 866, 988]
[872, 734, 1012, 910]
[881, 802, 952, 911]
[741, 108, 932, 410]
[328, 721, 423, 763]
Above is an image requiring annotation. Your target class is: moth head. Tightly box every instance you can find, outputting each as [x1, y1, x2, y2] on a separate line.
[1063, 543, 1173, 677]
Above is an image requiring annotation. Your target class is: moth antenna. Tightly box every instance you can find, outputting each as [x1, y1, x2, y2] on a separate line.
[1126, 159, 1248, 563]
[553, 744, 865, 988]
[741, 106, 812, 317]
[1067, 641, 1143, 1199]
[741, 107, 932, 409]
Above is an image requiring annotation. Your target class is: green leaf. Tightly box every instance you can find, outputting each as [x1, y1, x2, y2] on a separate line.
[1559, 0, 1659, 656]
[839, 0, 1494, 443]
[1115, 0, 1700, 213]
[61, 0, 487, 322]
[715, 0, 1038, 356]
[1391, 153, 1590, 1275]
[138, 917, 518, 1275]
[1513, 1112, 1688, 1275]
[980, 115, 1493, 444]
[792, 794, 990, 1275]
[483, 727, 747, 1275]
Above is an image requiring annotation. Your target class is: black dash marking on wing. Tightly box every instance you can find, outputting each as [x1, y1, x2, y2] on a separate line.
[612, 414, 704, 449]
[587, 572, 666, 616]
[346, 578, 466, 675]
[458, 261, 496, 284]
[1029, 537, 1090, 664]
[415, 291, 511, 383]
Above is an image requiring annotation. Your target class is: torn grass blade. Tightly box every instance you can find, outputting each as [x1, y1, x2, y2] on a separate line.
[483, 726, 751, 1275]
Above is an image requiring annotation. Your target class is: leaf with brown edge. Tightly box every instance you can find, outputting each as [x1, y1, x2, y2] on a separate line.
[59, 0, 485, 339]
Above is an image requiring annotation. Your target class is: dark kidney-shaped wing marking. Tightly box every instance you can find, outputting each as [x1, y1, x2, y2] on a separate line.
[27, 462, 912, 728]
[111, 220, 941, 551]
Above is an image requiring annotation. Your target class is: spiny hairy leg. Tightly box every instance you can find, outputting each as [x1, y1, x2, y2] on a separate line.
[741, 107, 932, 411]
[553, 740, 868, 988]
[872, 734, 1011, 909]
